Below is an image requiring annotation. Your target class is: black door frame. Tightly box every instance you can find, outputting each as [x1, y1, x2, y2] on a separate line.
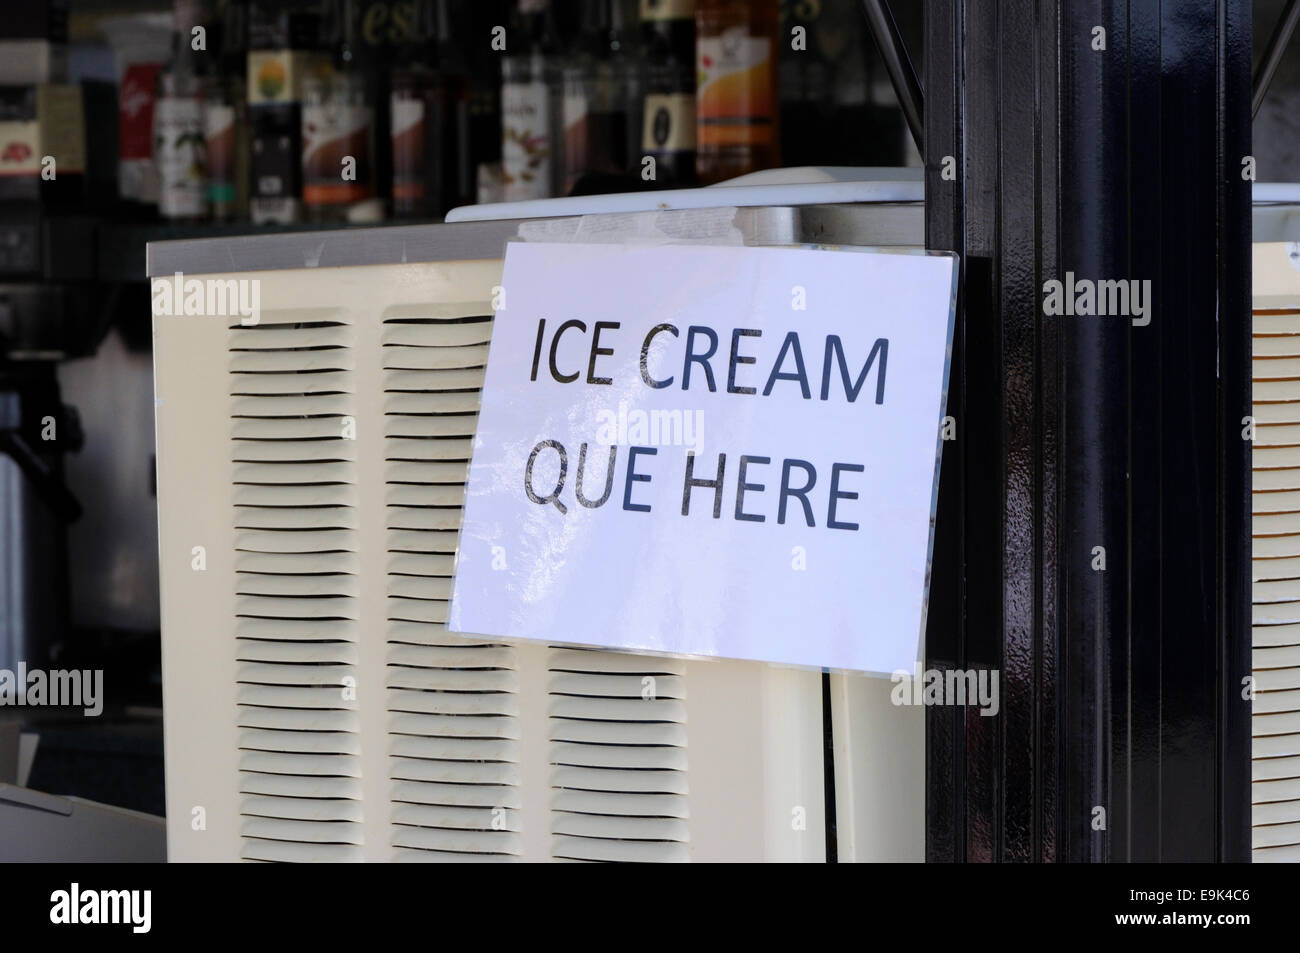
[918, 0, 1253, 862]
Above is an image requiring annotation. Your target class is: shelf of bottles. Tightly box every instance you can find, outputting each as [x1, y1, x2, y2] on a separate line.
[135, 0, 912, 227]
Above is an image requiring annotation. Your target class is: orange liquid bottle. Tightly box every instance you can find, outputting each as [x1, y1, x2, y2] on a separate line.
[694, 0, 780, 184]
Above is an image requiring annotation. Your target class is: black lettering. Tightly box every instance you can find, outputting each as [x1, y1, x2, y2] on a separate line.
[524, 440, 568, 514]
[763, 331, 810, 398]
[682, 452, 726, 518]
[728, 328, 760, 395]
[682, 326, 718, 392]
[575, 444, 616, 508]
[778, 459, 817, 526]
[640, 323, 678, 388]
[827, 462, 864, 530]
[548, 319, 586, 383]
[587, 321, 620, 385]
[529, 318, 546, 382]
[623, 446, 656, 512]
[735, 455, 770, 522]
[821, 336, 888, 404]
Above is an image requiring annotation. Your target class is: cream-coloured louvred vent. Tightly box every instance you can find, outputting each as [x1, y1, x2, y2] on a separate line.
[381, 307, 522, 860]
[153, 255, 921, 863]
[230, 313, 362, 862]
[1252, 241, 1300, 863]
[547, 648, 689, 862]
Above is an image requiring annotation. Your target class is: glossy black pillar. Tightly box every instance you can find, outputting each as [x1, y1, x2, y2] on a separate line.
[923, 0, 1253, 861]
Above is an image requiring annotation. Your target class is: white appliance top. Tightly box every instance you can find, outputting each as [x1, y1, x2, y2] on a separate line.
[445, 167, 925, 223]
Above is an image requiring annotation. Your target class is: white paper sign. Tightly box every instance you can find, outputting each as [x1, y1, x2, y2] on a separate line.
[449, 241, 957, 674]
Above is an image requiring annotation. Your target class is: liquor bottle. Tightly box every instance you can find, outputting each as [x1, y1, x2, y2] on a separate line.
[101, 13, 169, 211]
[466, 0, 507, 204]
[501, 0, 561, 201]
[561, 0, 637, 195]
[389, 0, 436, 219]
[205, 0, 249, 220]
[390, 0, 471, 218]
[832, 28, 875, 166]
[302, 0, 376, 222]
[694, 0, 780, 184]
[155, 0, 209, 221]
[640, 0, 695, 188]
[341, 0, 397, 216]
[434, 0, 474, 211]
[247, 0, 321, 225]
[781, 0, 851, 167]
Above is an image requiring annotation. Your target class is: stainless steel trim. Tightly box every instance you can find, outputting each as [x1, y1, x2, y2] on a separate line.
[145, 219, 524, 277]
[146, 203, 926, 277]
[1253, 204, 1300, 243]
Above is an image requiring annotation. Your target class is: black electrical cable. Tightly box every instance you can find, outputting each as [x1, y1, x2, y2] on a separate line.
[861, 0, 925, 159]
[1253, 0, 1300, 119]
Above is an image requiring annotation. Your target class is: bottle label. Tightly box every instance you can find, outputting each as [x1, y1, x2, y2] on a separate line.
[642, 92, 696, 154]
[155, 96, 206, 218]
[640, 0, 694, 20]
[251, 196, 297, 224]
[119, 62, 162, 203]
[502, 79, 551, 201]
[247, 51, 324, 105]
[250, 195, 297, 223]
[302, 101, 374, 206]
[119, 63, 161, 161]
[204, 102, 237, 205]
[563, 89, 588, 137]
[0, 119, 40, 175]
[390, 95, 426, 203]
[697, 29, 775, 146]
